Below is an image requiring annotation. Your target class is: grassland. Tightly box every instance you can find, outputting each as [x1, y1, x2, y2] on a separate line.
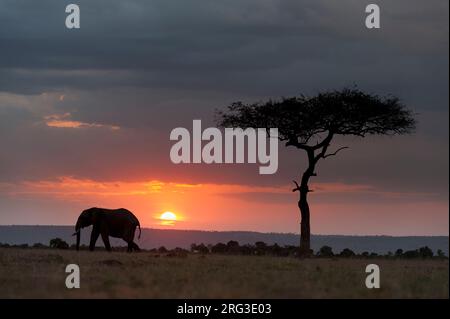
[0, 248, 448, 298]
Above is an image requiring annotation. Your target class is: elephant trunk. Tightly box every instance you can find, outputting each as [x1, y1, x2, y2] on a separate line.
[76, 230, 80, 251]
[74, 219, 81, 251]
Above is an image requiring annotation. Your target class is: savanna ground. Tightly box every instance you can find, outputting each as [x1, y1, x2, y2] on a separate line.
[0, 248, 447, 298]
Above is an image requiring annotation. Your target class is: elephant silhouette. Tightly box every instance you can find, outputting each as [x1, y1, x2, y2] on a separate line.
[73, 207, 141, 252]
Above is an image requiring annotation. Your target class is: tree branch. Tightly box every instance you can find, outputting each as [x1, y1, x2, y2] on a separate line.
[286, 139, 312, 151]
[311, 131, 334, 150]
[322, 146, 349, 159]
[292, 180, 301, 192]
[292, 180, 314, 193]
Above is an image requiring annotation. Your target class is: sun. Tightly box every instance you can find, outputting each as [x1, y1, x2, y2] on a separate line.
[160, 211, 177, 221]
[157, 211, 182, 226]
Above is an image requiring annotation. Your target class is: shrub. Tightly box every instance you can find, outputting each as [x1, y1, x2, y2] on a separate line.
[437, 249, 447, 259]
[339, 248, 356, 258]
[403, 250, 419, 259]
[270, 243, 284, 256]
[254, 241, 267, 255]
[361, 251, 369, 258]
[49, 238, 68, 249]
[211, 242, 227, 254]
[226, 240, 240, 254]
[418, 246, 433, 258]
[157, 246, 168, 253]
[191, 243, 209, 254]
[318, 245, 334, 257]
[239, 244, 253, 255]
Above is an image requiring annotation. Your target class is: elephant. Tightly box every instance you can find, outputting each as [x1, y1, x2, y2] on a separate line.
[73, 207, 141, 252]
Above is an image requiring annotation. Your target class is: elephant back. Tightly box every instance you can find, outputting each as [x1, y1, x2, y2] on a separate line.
[116, 208, 140, 226]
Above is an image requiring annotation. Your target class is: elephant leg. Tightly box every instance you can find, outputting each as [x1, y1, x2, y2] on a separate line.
[89, 230, 100, 251]
[124, 228, 135, 242]
[101, 232, 111, 252]
[131, 242, 140, 252]
[124, 227, 136, 252]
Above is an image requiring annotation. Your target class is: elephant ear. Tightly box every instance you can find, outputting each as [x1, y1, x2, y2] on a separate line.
[91, 208, 100, 225]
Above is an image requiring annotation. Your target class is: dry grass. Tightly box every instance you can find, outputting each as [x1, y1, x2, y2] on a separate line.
[0, 248, 447, 298]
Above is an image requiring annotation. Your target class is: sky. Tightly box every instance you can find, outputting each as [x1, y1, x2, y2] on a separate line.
[0, 0, 448, 235]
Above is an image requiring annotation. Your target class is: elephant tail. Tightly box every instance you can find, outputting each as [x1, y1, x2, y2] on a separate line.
[137, 224, 141, 240]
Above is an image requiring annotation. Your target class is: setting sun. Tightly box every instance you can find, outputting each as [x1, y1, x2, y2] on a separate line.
[160, 211, 177, 221]
[159, 211, 178, 226]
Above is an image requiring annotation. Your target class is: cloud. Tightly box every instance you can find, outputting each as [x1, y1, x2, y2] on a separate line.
[0, 0, 447, 105]
[44, 113, 120, 130]
[1, 176, 439, 202]
[1, 176, 200, 198]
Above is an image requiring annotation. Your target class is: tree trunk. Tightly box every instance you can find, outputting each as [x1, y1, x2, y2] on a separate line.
[298, 150, 315, 256]
[292, 133, 333, 256]
[298, 188, 311, 254]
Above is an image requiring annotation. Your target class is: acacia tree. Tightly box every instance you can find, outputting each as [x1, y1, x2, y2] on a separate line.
[216, 88, 416, 255]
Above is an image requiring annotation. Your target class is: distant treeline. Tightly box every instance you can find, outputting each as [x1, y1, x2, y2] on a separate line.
[0, 238, 447, 259]
[189, 241, 448, 259]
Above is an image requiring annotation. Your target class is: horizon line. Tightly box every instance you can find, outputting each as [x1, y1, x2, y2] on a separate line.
[0, 224, 448, 238]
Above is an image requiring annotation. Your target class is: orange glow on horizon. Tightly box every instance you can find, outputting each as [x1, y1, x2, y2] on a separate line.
[1, 176, 447, 235]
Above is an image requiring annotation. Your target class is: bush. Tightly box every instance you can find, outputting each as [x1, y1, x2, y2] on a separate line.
[239, 244, 253, 255]
[318, 245, 334, 257]
[49, 238, 68, 249]
[254, 241, 267, 255]
[437, 249, 447, 259]
[403, 250, 419, 259]
[211, 242, 227, 254]
[158, 246, 168, 253]
[418, 246, 433, 258]
[361, 251, 369, 258]
[270, 243, 285, 256]
[226, 240, 240, 254]
[395, 249, 403, 257]
[191, 243, 209, 254]
[339, 248, 356, 258]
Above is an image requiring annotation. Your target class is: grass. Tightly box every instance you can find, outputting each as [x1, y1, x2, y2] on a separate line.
[0, 248, 448, 298]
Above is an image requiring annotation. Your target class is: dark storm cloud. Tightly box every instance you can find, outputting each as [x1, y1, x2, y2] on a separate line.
[0, 0, 448, 106]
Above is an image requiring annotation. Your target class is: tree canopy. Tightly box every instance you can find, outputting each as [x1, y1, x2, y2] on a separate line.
[216, 88, 416, 151]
